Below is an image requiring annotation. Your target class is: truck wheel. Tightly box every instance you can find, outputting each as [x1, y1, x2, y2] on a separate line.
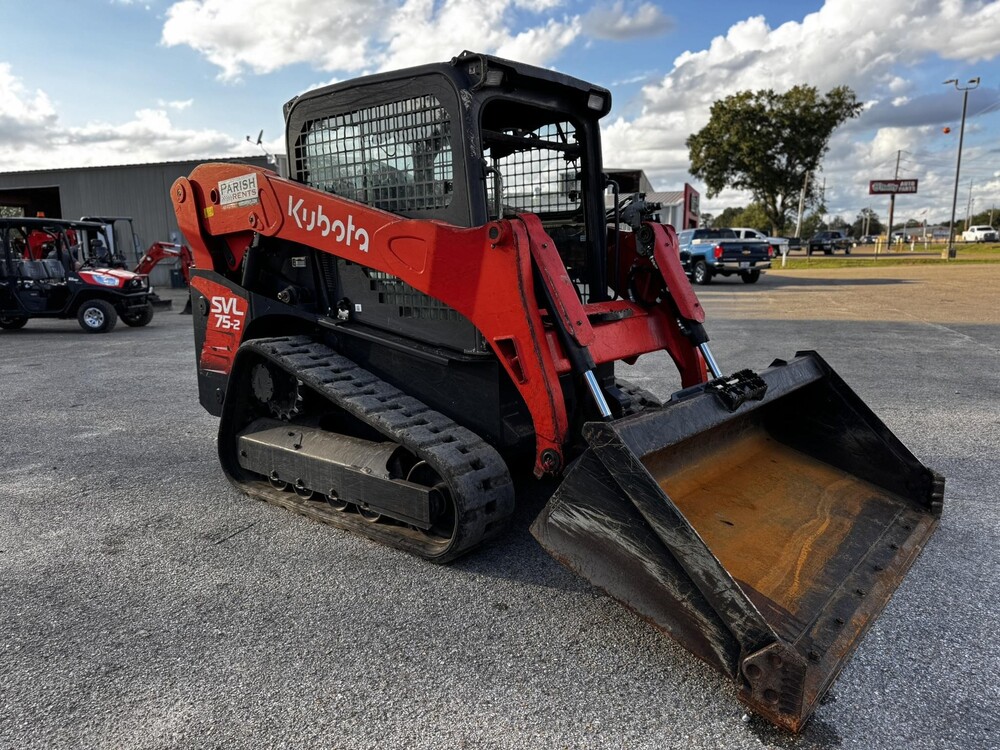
[77, 300, 118, 333]
[823, 247, 832, 255]
[692, 260, 712, 285]
[0, 316, 28, 330]
[845, 246, 851, 255]
[122, 304, 154, 327]
[740, 270, 761, 284]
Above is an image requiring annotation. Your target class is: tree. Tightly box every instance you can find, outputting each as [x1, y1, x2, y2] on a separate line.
[733, 202, 772, 232]
[687, 85, 863, 236]
[712, 206, 745, 228]
[800, 211, 827, 239]
[850, 208, 883, 238]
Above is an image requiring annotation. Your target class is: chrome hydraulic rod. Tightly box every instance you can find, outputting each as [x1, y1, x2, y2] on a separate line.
[699, 343, 723, 379]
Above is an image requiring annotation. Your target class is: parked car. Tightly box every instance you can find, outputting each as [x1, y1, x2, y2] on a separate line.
[807, 230, 852, 255]
[675, 228, 772, 284]
[962, 225, 999, 242]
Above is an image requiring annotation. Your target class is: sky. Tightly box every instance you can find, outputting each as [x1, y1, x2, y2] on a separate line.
[2, 0, 999, 227]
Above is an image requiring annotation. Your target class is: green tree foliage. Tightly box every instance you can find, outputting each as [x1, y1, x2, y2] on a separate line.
[850, 208, 883, 238]
[737, 203, 771, 231]
[687, 85, 863, 236]
[712, 206, 745, 228]
[800, 211, 827, 239]
[968, 209, 998, 228]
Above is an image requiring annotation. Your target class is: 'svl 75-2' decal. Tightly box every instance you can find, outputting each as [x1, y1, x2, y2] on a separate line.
[210, 295, 245, 331]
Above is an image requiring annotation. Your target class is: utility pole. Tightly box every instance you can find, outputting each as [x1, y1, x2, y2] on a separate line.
[944, 76, 980, 259]
[886, 149, 901, 249]
[965, 180, 974, 230]
[794, 171, 810, 238]
[821, 177, 826, 227]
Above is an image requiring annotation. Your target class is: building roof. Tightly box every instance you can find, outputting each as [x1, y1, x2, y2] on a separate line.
[646, 191, 685, 206]
[605, 190, 686, 210]
[0, 155, 266, 178]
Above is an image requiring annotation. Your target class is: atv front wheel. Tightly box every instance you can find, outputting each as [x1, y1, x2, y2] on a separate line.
[0, 316, 28, 330]
[122, 304, 154, 327]
[77, 300, 118, 333]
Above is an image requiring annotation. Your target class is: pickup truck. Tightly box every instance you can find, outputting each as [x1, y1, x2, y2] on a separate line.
[807, 230, 852, 255]
[675, 228, 772, 284]
[962, 225, 998, 242]
[730, 227, 789, 254]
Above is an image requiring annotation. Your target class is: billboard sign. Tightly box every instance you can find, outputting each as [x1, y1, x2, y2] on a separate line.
[869, 179, 918, 195]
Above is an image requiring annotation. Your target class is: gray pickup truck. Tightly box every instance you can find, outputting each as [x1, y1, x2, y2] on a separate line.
[676, 227, 773, 284]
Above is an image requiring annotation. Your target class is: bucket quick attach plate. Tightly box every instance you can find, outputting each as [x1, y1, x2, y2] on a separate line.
[531, 351, 943, 732]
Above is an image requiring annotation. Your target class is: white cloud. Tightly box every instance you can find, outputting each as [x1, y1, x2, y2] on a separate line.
[161, 0, 580, 80]
[0, 63, 58, 147]
[161, 0, 391, 80]
[0, 65, 253, 170]
[581, 1, 673, 41]
[156, 98, 194, 110]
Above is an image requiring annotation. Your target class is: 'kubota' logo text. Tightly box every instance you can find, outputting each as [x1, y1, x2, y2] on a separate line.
[210, 295, 245, 331]
[288, 196, 370, 253]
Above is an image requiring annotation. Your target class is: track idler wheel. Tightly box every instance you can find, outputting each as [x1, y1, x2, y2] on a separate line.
[268, 471, 288, 491]
[408, 461, 457, 542]
[325, 490, 350, 512]
[293, 479, 314, 500]
[357, 505, 383, 523]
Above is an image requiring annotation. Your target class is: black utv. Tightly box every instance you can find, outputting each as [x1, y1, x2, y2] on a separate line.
[0, 217, 154, 333]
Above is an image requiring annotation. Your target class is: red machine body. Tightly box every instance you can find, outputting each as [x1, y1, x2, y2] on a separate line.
[174, 163, 707, 476]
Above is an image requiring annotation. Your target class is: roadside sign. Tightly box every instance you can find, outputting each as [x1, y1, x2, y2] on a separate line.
[869, 179, 918, 195]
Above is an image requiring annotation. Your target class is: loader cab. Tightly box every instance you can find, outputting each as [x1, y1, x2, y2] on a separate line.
[284, 51, 614, 344]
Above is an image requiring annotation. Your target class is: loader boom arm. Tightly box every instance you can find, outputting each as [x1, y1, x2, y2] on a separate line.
[173, 163, 707, 476]
[135, 241, 193, 284]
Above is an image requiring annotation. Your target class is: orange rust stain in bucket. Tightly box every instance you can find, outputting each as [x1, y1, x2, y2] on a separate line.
[643, 427, 895, 618]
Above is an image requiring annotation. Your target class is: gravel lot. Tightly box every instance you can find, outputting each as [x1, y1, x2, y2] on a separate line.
[2, 265, 997, 750]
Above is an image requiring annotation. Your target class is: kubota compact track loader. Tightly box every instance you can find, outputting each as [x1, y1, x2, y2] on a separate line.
[171, 52, 942, 731]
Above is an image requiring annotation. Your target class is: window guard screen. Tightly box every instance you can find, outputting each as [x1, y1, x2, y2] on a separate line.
[484, 121, 582, 215]
[296, 95, 454, 213]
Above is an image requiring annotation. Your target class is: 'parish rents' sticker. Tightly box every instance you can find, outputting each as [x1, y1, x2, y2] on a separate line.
[219, 173, 259, 208]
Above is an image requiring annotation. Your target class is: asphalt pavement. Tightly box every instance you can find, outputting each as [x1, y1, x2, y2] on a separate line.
[1, 266, 997, 750]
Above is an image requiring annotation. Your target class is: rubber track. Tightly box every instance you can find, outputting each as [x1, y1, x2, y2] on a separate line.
[614, 377, 663, 415]
[232, 336, 516, 563]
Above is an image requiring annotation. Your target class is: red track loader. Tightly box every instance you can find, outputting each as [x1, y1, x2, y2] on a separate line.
[171, 52, 942, 731]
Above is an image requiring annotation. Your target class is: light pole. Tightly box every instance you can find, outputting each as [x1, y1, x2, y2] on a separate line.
[943, 76, 980, 259]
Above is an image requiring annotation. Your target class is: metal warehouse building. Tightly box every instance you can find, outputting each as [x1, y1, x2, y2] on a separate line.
[0, 156, 273, 286]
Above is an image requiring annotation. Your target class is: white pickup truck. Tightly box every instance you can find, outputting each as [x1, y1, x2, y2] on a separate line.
[962, 225, 998, 242]
[730, 227, 790, 254]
